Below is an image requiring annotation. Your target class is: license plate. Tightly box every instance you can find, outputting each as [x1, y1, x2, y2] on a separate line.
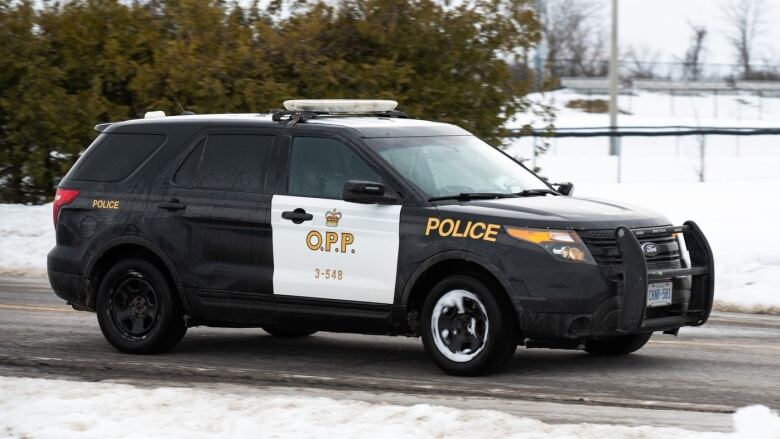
[647, 282, 673, 307]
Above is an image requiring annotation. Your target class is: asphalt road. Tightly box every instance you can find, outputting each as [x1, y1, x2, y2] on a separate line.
[1, 277, 779, 432]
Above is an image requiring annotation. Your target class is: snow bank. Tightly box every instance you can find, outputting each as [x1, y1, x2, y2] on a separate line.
[0, 376, 778, 439]
[0, 203, 54, 277]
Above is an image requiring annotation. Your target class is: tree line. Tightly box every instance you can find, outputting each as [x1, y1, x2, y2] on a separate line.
[0, 0, 541, 204]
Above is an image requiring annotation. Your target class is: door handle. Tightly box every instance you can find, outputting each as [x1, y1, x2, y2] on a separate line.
[282, 208, 313, 224]
[158, 199, 187, 211]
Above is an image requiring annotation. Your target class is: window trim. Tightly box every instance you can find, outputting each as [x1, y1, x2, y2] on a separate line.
[172, 139, 205, 189]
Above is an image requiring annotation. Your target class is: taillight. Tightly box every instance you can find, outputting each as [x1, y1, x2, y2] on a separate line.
[53, 188, 80, 228]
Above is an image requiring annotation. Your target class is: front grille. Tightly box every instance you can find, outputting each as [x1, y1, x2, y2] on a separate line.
[580, 229, 682, 270]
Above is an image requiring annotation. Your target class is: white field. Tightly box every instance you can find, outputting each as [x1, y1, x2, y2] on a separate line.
[1, 376, 779, 439]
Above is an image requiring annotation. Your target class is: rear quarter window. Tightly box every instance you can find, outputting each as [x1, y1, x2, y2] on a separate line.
[69, 133, 166, 182]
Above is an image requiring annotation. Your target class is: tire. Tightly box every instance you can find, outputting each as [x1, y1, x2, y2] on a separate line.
[584, 333, 652, 355]
[421, 275, 517, 376]
[263, 327, 317, 337]
[96, 258, 187, 354]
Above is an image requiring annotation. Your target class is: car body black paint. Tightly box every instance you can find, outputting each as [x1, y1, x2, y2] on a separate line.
[48, 114, 714, 346]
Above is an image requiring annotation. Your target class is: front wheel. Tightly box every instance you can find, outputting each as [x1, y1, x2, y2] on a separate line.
[421, 275, 517, 376]
[96, 259, 187, 354]
[584, 333, 652, 355]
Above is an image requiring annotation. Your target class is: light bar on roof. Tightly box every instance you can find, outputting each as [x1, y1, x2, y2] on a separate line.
[144, 111, 166, 119]
[283, 99, 398, 113]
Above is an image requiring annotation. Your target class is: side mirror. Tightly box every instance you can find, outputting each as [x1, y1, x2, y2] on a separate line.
[554, 182, 574, 196]
[342, 180, 400, 204]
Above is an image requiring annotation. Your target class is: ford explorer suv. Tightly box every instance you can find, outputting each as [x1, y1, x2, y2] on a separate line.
[47, 99, 714, 376]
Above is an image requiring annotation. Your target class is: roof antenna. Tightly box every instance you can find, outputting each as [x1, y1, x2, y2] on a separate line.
[166, 86, 195, 115]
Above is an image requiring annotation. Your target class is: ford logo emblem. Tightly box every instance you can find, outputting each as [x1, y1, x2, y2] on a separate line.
[641, 242, 659, 257]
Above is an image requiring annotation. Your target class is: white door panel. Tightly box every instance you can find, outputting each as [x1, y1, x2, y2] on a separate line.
[272, 195, 401, 303]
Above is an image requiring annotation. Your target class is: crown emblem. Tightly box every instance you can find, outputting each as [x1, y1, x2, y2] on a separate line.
[325, 208, 342, 227]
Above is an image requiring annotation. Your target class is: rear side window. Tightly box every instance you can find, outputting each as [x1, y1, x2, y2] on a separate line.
[175, 134, 274, 193]
[70, 133, 165, 181]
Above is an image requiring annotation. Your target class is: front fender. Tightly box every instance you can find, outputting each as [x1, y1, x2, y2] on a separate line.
[399, 250, 525, 310]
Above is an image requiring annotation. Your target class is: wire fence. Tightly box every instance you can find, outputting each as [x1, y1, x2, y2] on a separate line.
[506, 127, 780, 184]
[548, 59, 780, 83]
[556, 78, 780, 119]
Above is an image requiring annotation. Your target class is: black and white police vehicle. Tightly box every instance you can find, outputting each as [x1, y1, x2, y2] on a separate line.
[48, 99, 714, 376]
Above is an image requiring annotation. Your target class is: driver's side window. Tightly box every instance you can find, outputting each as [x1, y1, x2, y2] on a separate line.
[288, 137, 382, 199]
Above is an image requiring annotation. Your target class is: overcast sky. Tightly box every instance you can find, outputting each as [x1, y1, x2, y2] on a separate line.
[606, 0, 780, 66]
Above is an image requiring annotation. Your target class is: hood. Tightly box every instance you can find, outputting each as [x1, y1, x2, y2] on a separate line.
[434, 195, 670, 230]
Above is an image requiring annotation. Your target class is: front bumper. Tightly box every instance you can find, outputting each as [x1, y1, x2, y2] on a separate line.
[515, 220, 714, 341]
[614, 220, 714, 333]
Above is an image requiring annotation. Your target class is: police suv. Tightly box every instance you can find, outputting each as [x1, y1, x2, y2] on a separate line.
[48, 99, 714, 376]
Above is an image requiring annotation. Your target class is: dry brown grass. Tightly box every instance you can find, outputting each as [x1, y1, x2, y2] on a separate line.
[565, 99, 631, 115]
[713, 301, 780, 316]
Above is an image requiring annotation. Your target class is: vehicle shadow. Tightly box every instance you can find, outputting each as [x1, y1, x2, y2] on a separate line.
[164, 328, 686, 383]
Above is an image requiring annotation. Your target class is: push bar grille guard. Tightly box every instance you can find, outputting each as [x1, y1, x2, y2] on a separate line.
[615, 221, 714, 333]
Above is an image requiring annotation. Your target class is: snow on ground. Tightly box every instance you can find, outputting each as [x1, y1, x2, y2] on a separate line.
[0, 203, 54, 278]
[513, 88, 780, 132]
[0, 376, 778, 439]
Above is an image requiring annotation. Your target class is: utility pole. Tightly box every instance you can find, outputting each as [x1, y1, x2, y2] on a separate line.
[608, 0, 619, 156]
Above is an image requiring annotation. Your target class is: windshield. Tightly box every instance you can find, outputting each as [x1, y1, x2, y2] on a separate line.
[367, 136, 549, 199]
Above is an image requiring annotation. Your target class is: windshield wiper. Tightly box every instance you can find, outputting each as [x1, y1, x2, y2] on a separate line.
[427, 192, 518, 202]
[428, 189, 559, 202]
[514, 188, 558, 197]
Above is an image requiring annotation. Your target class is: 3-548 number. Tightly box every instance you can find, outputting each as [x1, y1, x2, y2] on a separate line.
[314, 269, 343, 280]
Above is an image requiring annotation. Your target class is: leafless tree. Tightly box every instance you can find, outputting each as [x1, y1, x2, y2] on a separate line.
[722, 0, 767, 79]
[543, 0, 607, 77]
[683, 23, 707, 80]
[624, 46, 660, 79]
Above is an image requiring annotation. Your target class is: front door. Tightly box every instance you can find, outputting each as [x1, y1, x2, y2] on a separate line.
[272, 135, 401, 304]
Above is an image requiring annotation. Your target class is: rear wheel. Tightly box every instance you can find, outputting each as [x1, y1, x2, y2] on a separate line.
[96, 259, 187, 354]
[262, 327, 317, 337]
[421, 275, 517, 376]
[584, 333, 652, 355]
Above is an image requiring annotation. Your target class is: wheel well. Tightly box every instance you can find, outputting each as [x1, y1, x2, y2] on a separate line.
[86, 244, 179, 310]
[406, 259, 519, 337]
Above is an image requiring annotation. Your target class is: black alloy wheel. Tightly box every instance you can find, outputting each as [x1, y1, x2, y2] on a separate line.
[108, 272, 160, 340]
[96, 258, 187, 354]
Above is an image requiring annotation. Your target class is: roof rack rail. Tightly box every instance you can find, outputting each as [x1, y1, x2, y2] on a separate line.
[271, 109, 408, 123]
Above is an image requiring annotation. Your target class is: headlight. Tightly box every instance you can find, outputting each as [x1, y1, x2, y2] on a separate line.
[504, 226, 595, 265]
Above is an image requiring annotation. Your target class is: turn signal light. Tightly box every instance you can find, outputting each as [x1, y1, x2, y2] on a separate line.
[53, 188, 80, 228]
[505, 226, 595, 265]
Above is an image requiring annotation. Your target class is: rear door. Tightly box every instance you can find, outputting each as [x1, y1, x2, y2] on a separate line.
[272, 134, 402, 304]
[146, 128, 279, 309]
